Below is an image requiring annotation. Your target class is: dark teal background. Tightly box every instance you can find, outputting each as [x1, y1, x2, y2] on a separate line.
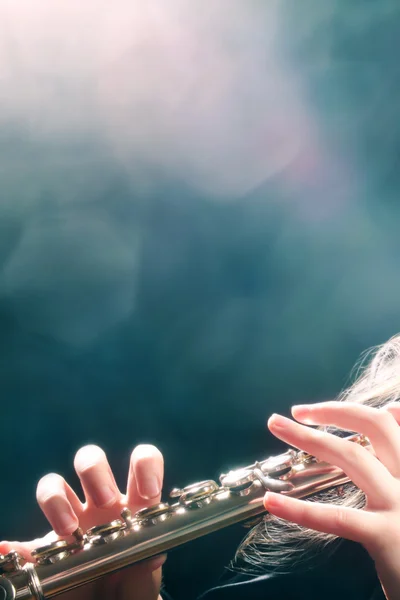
[1, 2, 400, 598]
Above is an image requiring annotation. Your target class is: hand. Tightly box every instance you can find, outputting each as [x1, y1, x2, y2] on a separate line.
[0, 444, 165, 600]
[264, 401, 400, 600]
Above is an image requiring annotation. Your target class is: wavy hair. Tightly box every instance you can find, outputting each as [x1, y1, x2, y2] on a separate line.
[233, 335, 400, 574]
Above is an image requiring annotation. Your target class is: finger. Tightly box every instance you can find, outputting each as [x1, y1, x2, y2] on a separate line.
[126, 445, 164, 507]
[0, 541, 38, 562]
[267, 414, 396, 508]
[291, 401, 400, 477]
[263, 492, 379, 547]
[385, 403, 400, 425]
[36, 473, 83, 536]
[74, 445, 121, 509]
[98, 556, 166, 600]
[0, 532, 58, 562]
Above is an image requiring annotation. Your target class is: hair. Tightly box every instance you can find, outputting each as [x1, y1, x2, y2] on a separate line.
[233, 334, 400, 575]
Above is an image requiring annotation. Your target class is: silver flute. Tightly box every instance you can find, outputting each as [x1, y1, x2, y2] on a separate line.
[0, 433, 369, 600]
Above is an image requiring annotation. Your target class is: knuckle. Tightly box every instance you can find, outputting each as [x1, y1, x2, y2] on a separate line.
[373, 409, 394, 429]
[332, 507, 349, 533]
[343, 439, 363, 461]
[296, 500, 310, 522]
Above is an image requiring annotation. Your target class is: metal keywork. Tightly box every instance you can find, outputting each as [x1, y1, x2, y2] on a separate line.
[220, 450, 297, 495]
[134, 503, 172, 526]
[288, 433, 371, 471]
[31, 529, 85, 566]
[0, 431, 371, 600]
[31, 541, 73, 566]
[219, 467, 255, 495]
[220, 466, 294, 495]
[0, 576, 16, 600]
[252, 462, 295, 493]
[86, 520, 125, 545]
[257, 450, 297, 477]
[354, 434, 370, 448]
[171, 480, 220, 508]
[121, 507, 135, 529]
[0, 551, 24, 575]
[291, 450, 316, 467]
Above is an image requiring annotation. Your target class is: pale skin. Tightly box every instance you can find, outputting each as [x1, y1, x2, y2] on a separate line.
[1, 401, 400, 600]
[266, 401, 400, 600]
[0, 444, 166, 600]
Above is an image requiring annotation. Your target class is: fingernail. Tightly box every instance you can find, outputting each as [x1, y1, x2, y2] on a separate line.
[291, 405, 315, 424]
[264, 492, 284, 509]
[292, 404, 310, 413]
[46, 496, 78, 535]
[268, 414, 289, 430]
[92, 484, 117, 508]
[139, 475, 161, 500]
[51, 504, 78, 536]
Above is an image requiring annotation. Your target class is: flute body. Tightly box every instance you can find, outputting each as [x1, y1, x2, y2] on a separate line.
[0, 434, 368, 600]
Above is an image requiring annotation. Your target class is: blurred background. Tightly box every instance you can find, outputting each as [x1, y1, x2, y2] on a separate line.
[0, 1, 400, 598]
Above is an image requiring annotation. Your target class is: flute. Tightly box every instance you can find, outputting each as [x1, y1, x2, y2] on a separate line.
[0, 433, 369, 600]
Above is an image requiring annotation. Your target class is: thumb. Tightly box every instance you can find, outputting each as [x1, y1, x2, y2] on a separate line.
[115, 555, 167, 600]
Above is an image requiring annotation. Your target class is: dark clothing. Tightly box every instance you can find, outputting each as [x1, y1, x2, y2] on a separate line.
[165, 541, 385, 600]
